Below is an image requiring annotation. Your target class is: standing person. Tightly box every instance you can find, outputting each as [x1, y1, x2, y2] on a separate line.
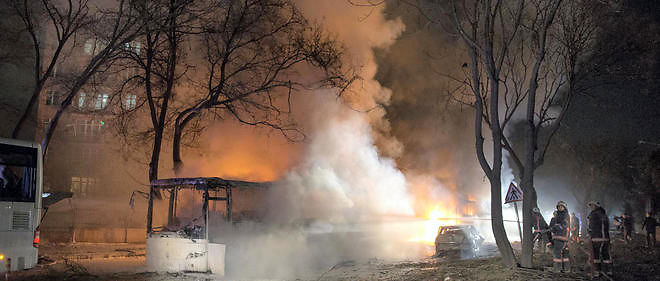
[588, 201, 612, 277]
[571, 212, 581, 243]
[622, 213, 634, 243]
[642, 212, 657, 247]
[550, 201, 570, 272]
[548, 211, 558, 249]
[532, 208, 549, 250]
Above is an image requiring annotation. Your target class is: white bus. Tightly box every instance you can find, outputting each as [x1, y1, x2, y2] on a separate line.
[0, 138, 42, 273]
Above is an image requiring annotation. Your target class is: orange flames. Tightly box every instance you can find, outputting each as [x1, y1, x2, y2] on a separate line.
[181, 122, 302, 182]
[408, 205, 460, 245]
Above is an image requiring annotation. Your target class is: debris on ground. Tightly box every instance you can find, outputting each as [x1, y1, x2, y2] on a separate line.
[7, 237, 659, 281]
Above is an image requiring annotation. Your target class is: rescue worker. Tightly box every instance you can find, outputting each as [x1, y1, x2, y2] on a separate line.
[570, 212, 580, 243]
[547, 210, 558, 249]
[622, 213, 634, 243]
[613, 215, 623, 232]
[641, 212, 657, 247]
[587, 201, 611, 277]
[532, 207, 549, 249]
[549, 201, 570, 272]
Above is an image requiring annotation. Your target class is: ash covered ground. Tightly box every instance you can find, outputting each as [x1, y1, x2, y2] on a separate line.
[8, 234, 660, 281]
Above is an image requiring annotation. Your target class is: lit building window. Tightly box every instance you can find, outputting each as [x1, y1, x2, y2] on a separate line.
[95, 93, 109, 109]
[124, 41, 141, 55]
[41, 118, 51, 128]
[125, 94, 137, 110]
[132, 41, 141, 55]
[70, 176, 95, 196]
[84, 39, 93, 54]
[45, 91, 59, 105]
[78, 92, 86, 108]
[83, 38, 108, 55]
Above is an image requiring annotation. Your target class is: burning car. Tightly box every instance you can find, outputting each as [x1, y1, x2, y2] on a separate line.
[434, 225, 484, 258]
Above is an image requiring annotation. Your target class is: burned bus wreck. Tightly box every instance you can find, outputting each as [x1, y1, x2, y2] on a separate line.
[145, 177, 270, 276]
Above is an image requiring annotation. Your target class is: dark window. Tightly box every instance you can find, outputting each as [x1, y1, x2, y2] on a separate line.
[0, 143, 38, 202]
[45, 91, 59, 105]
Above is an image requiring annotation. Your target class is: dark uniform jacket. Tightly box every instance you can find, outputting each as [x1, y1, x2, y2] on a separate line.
[550, 210, 570, 241]
[533, 213, 549, 233]
[588, 207, 610, 241]
[623, 216, 634, 230]
[642, 217, 657, 233]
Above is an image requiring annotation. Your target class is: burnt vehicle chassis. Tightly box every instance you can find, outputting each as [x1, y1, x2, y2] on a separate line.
[145, 177, 259, 275]
[434, 225, 484, 259]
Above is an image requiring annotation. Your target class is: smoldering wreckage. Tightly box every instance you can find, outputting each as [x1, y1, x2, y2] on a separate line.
[132, 179, 660, 280]
[141, 177, 486, 277]
[1, 0, 660, 279]
[128, 175, 501, 278]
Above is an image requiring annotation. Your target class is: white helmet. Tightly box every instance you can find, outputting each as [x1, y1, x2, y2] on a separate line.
[557, 201, 568, 209]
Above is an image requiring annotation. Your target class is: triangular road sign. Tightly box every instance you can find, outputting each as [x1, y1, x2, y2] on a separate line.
[505, 182, 523, 203]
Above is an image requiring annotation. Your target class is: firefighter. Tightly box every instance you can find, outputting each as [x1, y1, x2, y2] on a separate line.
[547, 210, 558, 249]
[641, 212, 657, 247]
[622, 213, 634, 244]
[613, 215, 623, 232]
[532, 207, 549, 249]
[549, 201, 570, 272]
[570, 212, 580, 243]
[588, 201, 611, 277]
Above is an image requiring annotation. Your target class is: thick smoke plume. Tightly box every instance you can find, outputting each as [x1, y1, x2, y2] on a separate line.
[268, 93, 414, 223]
[187, 1, 518, 278]
[197, 1, 432, 278]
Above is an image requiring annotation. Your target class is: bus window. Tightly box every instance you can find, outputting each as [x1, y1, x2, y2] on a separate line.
[0, 143, 37, 202]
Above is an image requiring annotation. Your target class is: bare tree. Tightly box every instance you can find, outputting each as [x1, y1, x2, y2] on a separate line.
[170, 0, 352, 174]
[38, 0, 143, 157]
[370, 0, 600, 267]
[112, 0, 199, 183]
[506, 0, 602, 267]
[7, 0, 93, 139]
[109, 0, 202, 228]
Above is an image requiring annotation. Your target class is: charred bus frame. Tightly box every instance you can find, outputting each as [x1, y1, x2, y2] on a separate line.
[146, 177, 237, 237]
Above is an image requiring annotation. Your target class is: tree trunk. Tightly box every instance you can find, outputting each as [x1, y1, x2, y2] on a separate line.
[149, 128, 163, 182]
[41, 96, 71, 158]
[467, 37, 516, 266]
[521, 87, 539, 268]
[520, 174, 537, 268]
[489, 75, 517, 267]
[172, 109, 199, 176]
[172, 129, 183, 176]
[491, 174, 517, 266]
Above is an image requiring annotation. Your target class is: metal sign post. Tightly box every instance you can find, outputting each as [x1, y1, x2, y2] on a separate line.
[514, 202, 522, 243]
[505, 182, 524, 243]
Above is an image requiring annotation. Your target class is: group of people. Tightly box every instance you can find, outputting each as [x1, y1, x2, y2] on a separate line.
[613, 213, 635, 243]
[531, 200, 658, 277]
[612, 211, 658, 247]
[531, 201, 573, 273]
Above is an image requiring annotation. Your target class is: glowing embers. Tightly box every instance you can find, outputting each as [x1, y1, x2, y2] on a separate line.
[408, 205, 460, 245]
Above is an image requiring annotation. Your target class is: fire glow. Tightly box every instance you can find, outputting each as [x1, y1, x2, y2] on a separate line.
[408, 205, 460, 245]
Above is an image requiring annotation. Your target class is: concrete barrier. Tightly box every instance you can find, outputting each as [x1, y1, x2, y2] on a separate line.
[146, 233, 208, 273]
